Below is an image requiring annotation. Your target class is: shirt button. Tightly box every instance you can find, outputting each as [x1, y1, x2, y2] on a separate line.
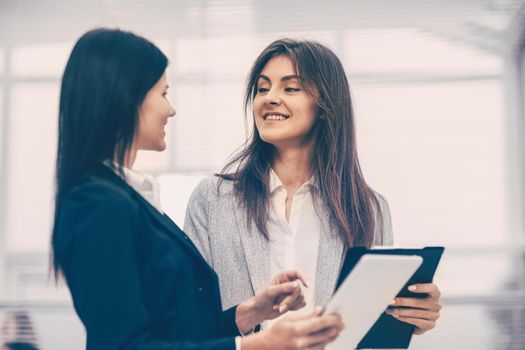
[197, 287, 204, 292]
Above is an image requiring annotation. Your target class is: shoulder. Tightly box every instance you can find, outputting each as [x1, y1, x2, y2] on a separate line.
[370, 190, 394, 245]
[67, 172, 138, 212]
[191, 176, 215, 197]
[55, 170, 142, 257]
[372, 191, 390, 214]
[189, 175, 236, 204]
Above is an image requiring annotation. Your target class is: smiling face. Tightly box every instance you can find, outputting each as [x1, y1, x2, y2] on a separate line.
[135, 72, 175, 151]
[253, 55, 319, 148]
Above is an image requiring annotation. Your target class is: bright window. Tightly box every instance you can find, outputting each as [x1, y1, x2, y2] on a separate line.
[12, 43, 71, 78]
[6, 82, 59, 252]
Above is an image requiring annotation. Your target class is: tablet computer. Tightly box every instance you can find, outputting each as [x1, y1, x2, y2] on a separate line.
[338, 246, 445, 348]
[325, 254, 423, 350]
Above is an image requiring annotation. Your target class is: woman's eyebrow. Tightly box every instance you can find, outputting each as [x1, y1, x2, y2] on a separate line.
[281, 75, 299, 81]
[258, 74, 300, 82]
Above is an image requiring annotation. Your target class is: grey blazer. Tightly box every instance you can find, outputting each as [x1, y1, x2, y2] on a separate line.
[184, 176, 394, 311]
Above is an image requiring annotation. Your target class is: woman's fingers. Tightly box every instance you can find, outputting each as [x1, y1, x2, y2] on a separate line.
[307, 330, 341, 349]
[287, 294, 306, 311]
[302, 321, 343, 348]
[387, 285, 441, 337]
[271, 270, 309, 288]
[386, 307, 440, 321]
[388, 282, 442, 334]
[391, 296, 442, 312]
[288, 271, 309, 288]
[277, 281, 304, 312]
[267, 280, 300, 300]
[272, 294, 286, 310]
[262, 281, 302, 314]
[267, 270, 310, 314]
[408, 283, 441, 299]
[392, 315, 436, 334]
[268, 308, 343, 349]
[385, 283, 442, 337]
[295, 313, 344, 335]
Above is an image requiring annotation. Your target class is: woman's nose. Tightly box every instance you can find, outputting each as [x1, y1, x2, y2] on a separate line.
[264, 90, 282, 106]
[168, 104, 176, 117]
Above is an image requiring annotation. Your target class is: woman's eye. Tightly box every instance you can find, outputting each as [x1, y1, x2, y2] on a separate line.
[257, 87, 269, 93]
[285, 87, 301, 92]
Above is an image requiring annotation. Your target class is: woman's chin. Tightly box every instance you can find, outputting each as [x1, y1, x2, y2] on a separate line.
[259, 132, 287, 145]
[143, 142, 167, 152]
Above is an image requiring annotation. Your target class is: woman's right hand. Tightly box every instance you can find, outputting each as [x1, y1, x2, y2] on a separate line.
[242, 308, 344, 350]
[236, 270, 308, 333]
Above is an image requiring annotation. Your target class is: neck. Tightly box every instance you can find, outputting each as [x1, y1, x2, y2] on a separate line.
[272, 144, 313, 193]
[122, 145, 137, 169]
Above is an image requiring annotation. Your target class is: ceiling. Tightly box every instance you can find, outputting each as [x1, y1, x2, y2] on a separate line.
[0, 0, 524, 55]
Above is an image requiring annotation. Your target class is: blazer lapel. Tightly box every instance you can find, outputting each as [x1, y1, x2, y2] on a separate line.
[313, 194, 346, 307]
[230, 192, 345, 305]
[97, 165, 212, 270]
[233, 203, 271, 295]
[140, 197, 212, 269]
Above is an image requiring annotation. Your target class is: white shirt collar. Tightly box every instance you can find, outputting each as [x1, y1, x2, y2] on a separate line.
[104, 161, 164, 213]
[268, 168, 318, 194]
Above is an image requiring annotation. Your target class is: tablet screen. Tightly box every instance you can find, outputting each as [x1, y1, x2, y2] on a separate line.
[325, 254, 422, 350]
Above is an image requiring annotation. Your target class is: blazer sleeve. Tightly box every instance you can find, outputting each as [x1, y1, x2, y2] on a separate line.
[58, 183, 235, 350]
[373, 192, 394, 246]
[184, 177, 215, 265]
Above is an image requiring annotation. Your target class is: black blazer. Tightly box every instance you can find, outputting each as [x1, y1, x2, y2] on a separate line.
[54, 164, 239, 350]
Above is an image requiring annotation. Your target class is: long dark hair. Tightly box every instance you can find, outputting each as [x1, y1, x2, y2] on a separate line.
[51, 28, 168, 273]
[220, 38, 382, 248]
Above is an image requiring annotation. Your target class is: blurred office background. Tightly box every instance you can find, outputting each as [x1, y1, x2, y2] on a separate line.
[0, 0, 525, 348]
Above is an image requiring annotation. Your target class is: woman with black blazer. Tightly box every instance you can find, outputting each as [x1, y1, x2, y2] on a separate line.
[51, 29, 343, 350]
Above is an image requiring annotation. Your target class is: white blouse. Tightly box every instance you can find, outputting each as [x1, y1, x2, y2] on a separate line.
[267, 169, 322, 327]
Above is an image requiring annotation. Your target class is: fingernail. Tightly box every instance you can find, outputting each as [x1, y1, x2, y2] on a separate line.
[273, 305, 279, 311]
[391, 299, 397, 305]
[279, 304, 288, 313]
[408, 285, 417, 292]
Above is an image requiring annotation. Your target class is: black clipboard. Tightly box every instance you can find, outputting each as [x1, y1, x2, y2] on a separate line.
[334, 246, 444, 349]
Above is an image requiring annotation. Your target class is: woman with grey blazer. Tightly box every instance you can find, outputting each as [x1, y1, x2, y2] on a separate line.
[185, 38, 442, 335]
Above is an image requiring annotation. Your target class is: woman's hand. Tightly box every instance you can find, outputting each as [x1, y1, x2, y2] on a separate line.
[242, 307, 344, 350]
[269, 270, 309, 313]
[386, 283, 442, 334]
[236, 270, 308, 334]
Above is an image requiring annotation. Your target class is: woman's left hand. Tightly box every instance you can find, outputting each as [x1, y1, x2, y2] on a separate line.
[386, 283, 442, 335]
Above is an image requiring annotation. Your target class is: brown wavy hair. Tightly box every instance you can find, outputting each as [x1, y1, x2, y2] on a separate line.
[219, 38, 382, 247]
